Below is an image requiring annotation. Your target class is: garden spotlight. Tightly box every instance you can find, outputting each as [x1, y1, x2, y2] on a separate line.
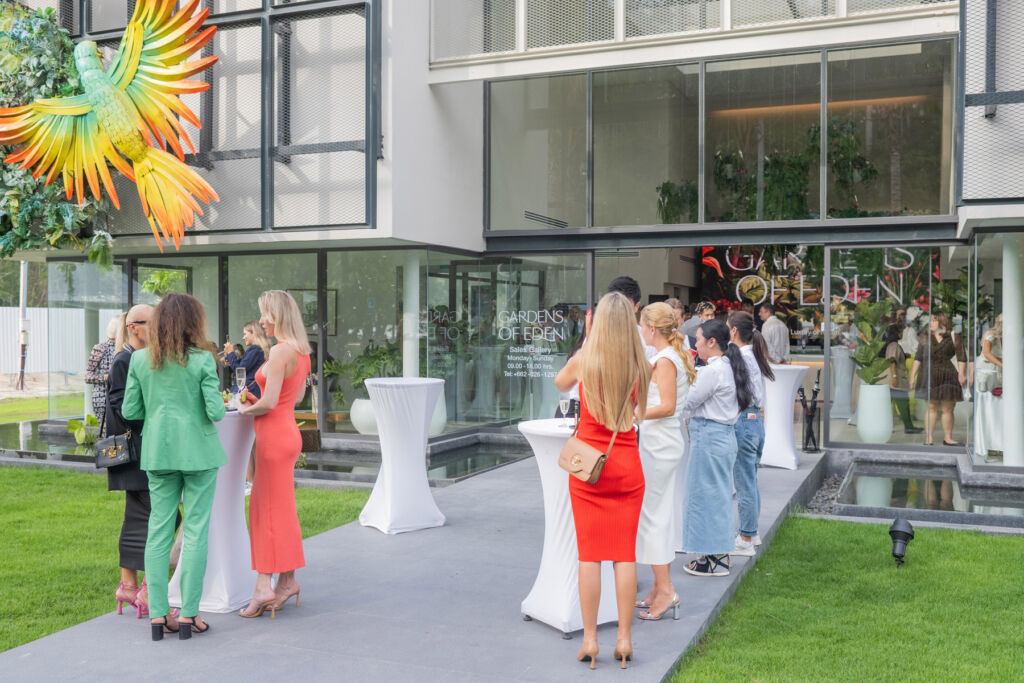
[889, 519, 914, 568]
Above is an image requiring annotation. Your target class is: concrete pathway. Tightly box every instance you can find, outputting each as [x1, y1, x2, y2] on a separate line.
[1, 452, 822, 682]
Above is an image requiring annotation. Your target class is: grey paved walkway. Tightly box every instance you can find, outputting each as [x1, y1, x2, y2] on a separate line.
[2, 452, 822, 682]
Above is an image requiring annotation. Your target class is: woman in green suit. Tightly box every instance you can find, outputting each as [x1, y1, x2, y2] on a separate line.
[123, 293, 226, 641]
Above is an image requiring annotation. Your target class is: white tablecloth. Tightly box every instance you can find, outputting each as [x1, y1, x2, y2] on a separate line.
[168, 410, 256, 613]
[518, 419, 617, 635]
[974, 390, 1003, 457]
[761, 364, 808, 470]
[359, 378, 446, 534]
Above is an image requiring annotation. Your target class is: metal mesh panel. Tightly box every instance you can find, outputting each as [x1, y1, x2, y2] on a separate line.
[625, 0, 721, 37]
[207, 0, 262, 13]
[89, 0, 131, 32]
[526, 0, 614, 49]
[848, 0, 956, 15]
[732, 0, 835, 28]
[431, 0, 516, 60]
[273, 9, 367, 227]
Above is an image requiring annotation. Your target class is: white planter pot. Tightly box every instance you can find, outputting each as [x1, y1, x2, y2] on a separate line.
[351, 395, 447, 437]
[855, 476, 895, 507]
[350, 398, 378, 435]
[856, 383, 893, 444]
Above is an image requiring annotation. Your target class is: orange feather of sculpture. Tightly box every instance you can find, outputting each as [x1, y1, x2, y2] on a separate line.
[0, 0, 218, 251]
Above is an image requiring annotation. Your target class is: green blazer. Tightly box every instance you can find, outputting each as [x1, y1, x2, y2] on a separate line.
[123, 347, 227, 472]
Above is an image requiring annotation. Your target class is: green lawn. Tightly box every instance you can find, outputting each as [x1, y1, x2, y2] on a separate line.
[0, 394, 84, 423]
[673, 516, 1024, 682]
[0, 468, 368, 653]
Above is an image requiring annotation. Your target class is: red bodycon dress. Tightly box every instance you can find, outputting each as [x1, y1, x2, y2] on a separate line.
[249, 352, 310, 573]
[568, 385, 645, 562]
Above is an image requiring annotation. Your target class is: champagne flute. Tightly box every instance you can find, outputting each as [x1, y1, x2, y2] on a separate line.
[559, 398, 570, 428]
[235, 368, 246, 406]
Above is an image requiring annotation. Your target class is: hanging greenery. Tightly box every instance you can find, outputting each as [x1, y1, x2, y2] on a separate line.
[655, 179, 699, 224]
[0, 4, 112, 267]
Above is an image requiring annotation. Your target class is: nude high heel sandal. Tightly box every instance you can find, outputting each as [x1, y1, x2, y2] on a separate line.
[614, 640, 633, 669]
[577, 641, 599, 670]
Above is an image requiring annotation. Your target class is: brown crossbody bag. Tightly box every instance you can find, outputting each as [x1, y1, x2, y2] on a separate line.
[558, 396, 631, 485]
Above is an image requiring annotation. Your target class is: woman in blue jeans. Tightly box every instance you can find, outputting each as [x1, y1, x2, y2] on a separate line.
[680, 319, 750, 577]
[726, 311, 775, 557]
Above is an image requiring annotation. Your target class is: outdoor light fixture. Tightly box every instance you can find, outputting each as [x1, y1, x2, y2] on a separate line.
[889, 519, 914, 568]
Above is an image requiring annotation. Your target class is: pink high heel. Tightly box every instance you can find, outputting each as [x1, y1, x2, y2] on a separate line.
[115, 582, 139, 615]
[133, 580, 149, 619]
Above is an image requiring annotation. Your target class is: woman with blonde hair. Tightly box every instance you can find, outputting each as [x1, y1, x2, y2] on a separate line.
[223, 321, 271, 399]
[86, 315, 121, 433]
[554, 292, 651, 669]
[238, 290, 312, 618]
[122, 293, 226, 639]
[911, 312, 967, 446]
[634, 302, 695, 622]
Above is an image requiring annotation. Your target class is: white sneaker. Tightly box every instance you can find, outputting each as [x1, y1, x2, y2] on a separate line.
[752, 534, 762, 546]
[733, 536, 756, 557]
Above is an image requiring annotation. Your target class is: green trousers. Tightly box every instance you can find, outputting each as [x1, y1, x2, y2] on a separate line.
[145, 468, 219, 618]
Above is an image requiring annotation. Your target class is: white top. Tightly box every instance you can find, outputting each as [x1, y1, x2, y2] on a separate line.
[761, 315, 791, 363]
[738, 344, 766, 409]
[899, 326, 919, 356]
[645, 346, 690, 419]
[681, 355, 740, 425]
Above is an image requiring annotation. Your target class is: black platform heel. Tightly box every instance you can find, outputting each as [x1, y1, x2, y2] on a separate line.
[178, 616, 210, 640]
[152, 623, 164, 641]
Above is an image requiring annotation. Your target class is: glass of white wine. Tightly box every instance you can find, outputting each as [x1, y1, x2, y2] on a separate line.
[558, 398, 570, 428]
[235, 368, 246, 407]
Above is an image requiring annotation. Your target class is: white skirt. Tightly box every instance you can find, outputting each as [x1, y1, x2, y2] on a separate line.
[636, 415, 686, 565]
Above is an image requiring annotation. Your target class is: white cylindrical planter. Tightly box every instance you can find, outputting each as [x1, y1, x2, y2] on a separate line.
[856, 383, 893, 444]
[350, 398, 378, 435]
[830, 346, 854, 419]
[1002, 234, 1024, 467]
[855, 476, 894, 507]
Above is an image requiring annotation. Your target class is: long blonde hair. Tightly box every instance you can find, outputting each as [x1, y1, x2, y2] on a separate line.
[988, 313, 1003, 340]
[244, 320, 272, 357]
[114, 313, 128, 354]
[581, 292, 651, 431]
[258, 290, 312, 354]
[641, 302, 696, 384]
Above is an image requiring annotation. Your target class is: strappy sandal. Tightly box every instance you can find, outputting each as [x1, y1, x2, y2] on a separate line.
[150, 614, 179, 641]
[178, 615, 211, 640]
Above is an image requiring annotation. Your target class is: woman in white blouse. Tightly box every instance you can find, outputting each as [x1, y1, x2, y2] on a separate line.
[680, 319, 751, 577]
[726, 311, 775, 557]
[634, 303, 696, 621]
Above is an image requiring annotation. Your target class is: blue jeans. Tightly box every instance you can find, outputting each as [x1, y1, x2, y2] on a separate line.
[733, 410, 765, 538]
[682, 417, 738, 555]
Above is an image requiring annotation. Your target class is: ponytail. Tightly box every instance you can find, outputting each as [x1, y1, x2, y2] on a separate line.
[114, 313, 129, 354]
[727, 311, 775, 381]
[667, 330, 697, 384]
[700, 318, 753, 412]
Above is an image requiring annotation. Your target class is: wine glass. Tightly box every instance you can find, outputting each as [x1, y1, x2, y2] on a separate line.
[558, 398, 570, 428]
[235, 367, 246, 396]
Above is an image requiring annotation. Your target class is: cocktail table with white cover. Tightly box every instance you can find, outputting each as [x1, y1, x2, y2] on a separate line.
[518, 418, 617, 635]
[359, 378, 446, 534]
[760, 364, 809, 470]
[168, 410, 256, 613]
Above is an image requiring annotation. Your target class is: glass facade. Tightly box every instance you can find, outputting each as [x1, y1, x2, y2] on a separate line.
[487, 39, 955, 230]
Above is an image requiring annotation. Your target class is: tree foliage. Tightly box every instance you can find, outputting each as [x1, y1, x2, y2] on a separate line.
[0, 4, 112, 267]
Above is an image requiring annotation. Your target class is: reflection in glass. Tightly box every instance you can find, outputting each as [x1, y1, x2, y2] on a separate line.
[593, 65, 699, 226]
[489, 75, 587, 230]
[826, 41, 954, 217]
[706, 54, 821, 222]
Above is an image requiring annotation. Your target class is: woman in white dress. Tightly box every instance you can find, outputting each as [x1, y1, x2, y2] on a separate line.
[634, 302, 695, 621]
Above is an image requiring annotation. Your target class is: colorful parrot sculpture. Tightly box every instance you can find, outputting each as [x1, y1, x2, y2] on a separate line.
[0, 0, 218, 251]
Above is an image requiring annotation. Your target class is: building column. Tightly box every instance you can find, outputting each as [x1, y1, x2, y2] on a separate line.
[402, 251, 421, 378]
[1002, 234, 1024, 467]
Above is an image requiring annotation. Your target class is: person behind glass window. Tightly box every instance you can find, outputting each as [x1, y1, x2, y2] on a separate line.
[123, 293, 227, 640]
[910, 312, 967, 447]
[680, 319, 749, 578]
[758, 303, 790, 364]
[554, 292, 651, 669]
[86, 316, 120, 434]
[976, 313, 1003, 391]
[726, 311, 775, 558]
[881, 323, 922, 435]
[223, 321, 271, 399]
[634, 303, 695, 621]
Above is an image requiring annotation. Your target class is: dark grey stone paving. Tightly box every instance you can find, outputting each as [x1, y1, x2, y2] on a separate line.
[1, 452, 822, 682]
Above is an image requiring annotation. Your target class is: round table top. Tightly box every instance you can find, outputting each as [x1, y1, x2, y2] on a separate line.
[365, 377, 445, 389]
[768, 363, 810, 377]
[518, 418, 576, 439]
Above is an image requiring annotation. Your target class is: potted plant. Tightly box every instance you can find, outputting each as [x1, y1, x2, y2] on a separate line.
[851, 299, 895, 443]
[324, 339, 401, 435]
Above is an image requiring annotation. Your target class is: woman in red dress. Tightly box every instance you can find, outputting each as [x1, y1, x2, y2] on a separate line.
[554, 291, 651, 669]
[238, 290, 312, 618]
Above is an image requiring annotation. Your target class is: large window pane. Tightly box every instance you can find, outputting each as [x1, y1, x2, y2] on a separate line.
[489, 75, 587, 230]
[971, 232, 1024, 468]
[826, 41, 954, 217]
[134, 257, 221, 344]
[706, 54, 821, 222]
[594, 65, 700, 226]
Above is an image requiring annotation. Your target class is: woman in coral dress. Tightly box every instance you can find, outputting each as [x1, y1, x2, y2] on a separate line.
[238, 290, 312, 618]
[554, 291, 651, 670]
